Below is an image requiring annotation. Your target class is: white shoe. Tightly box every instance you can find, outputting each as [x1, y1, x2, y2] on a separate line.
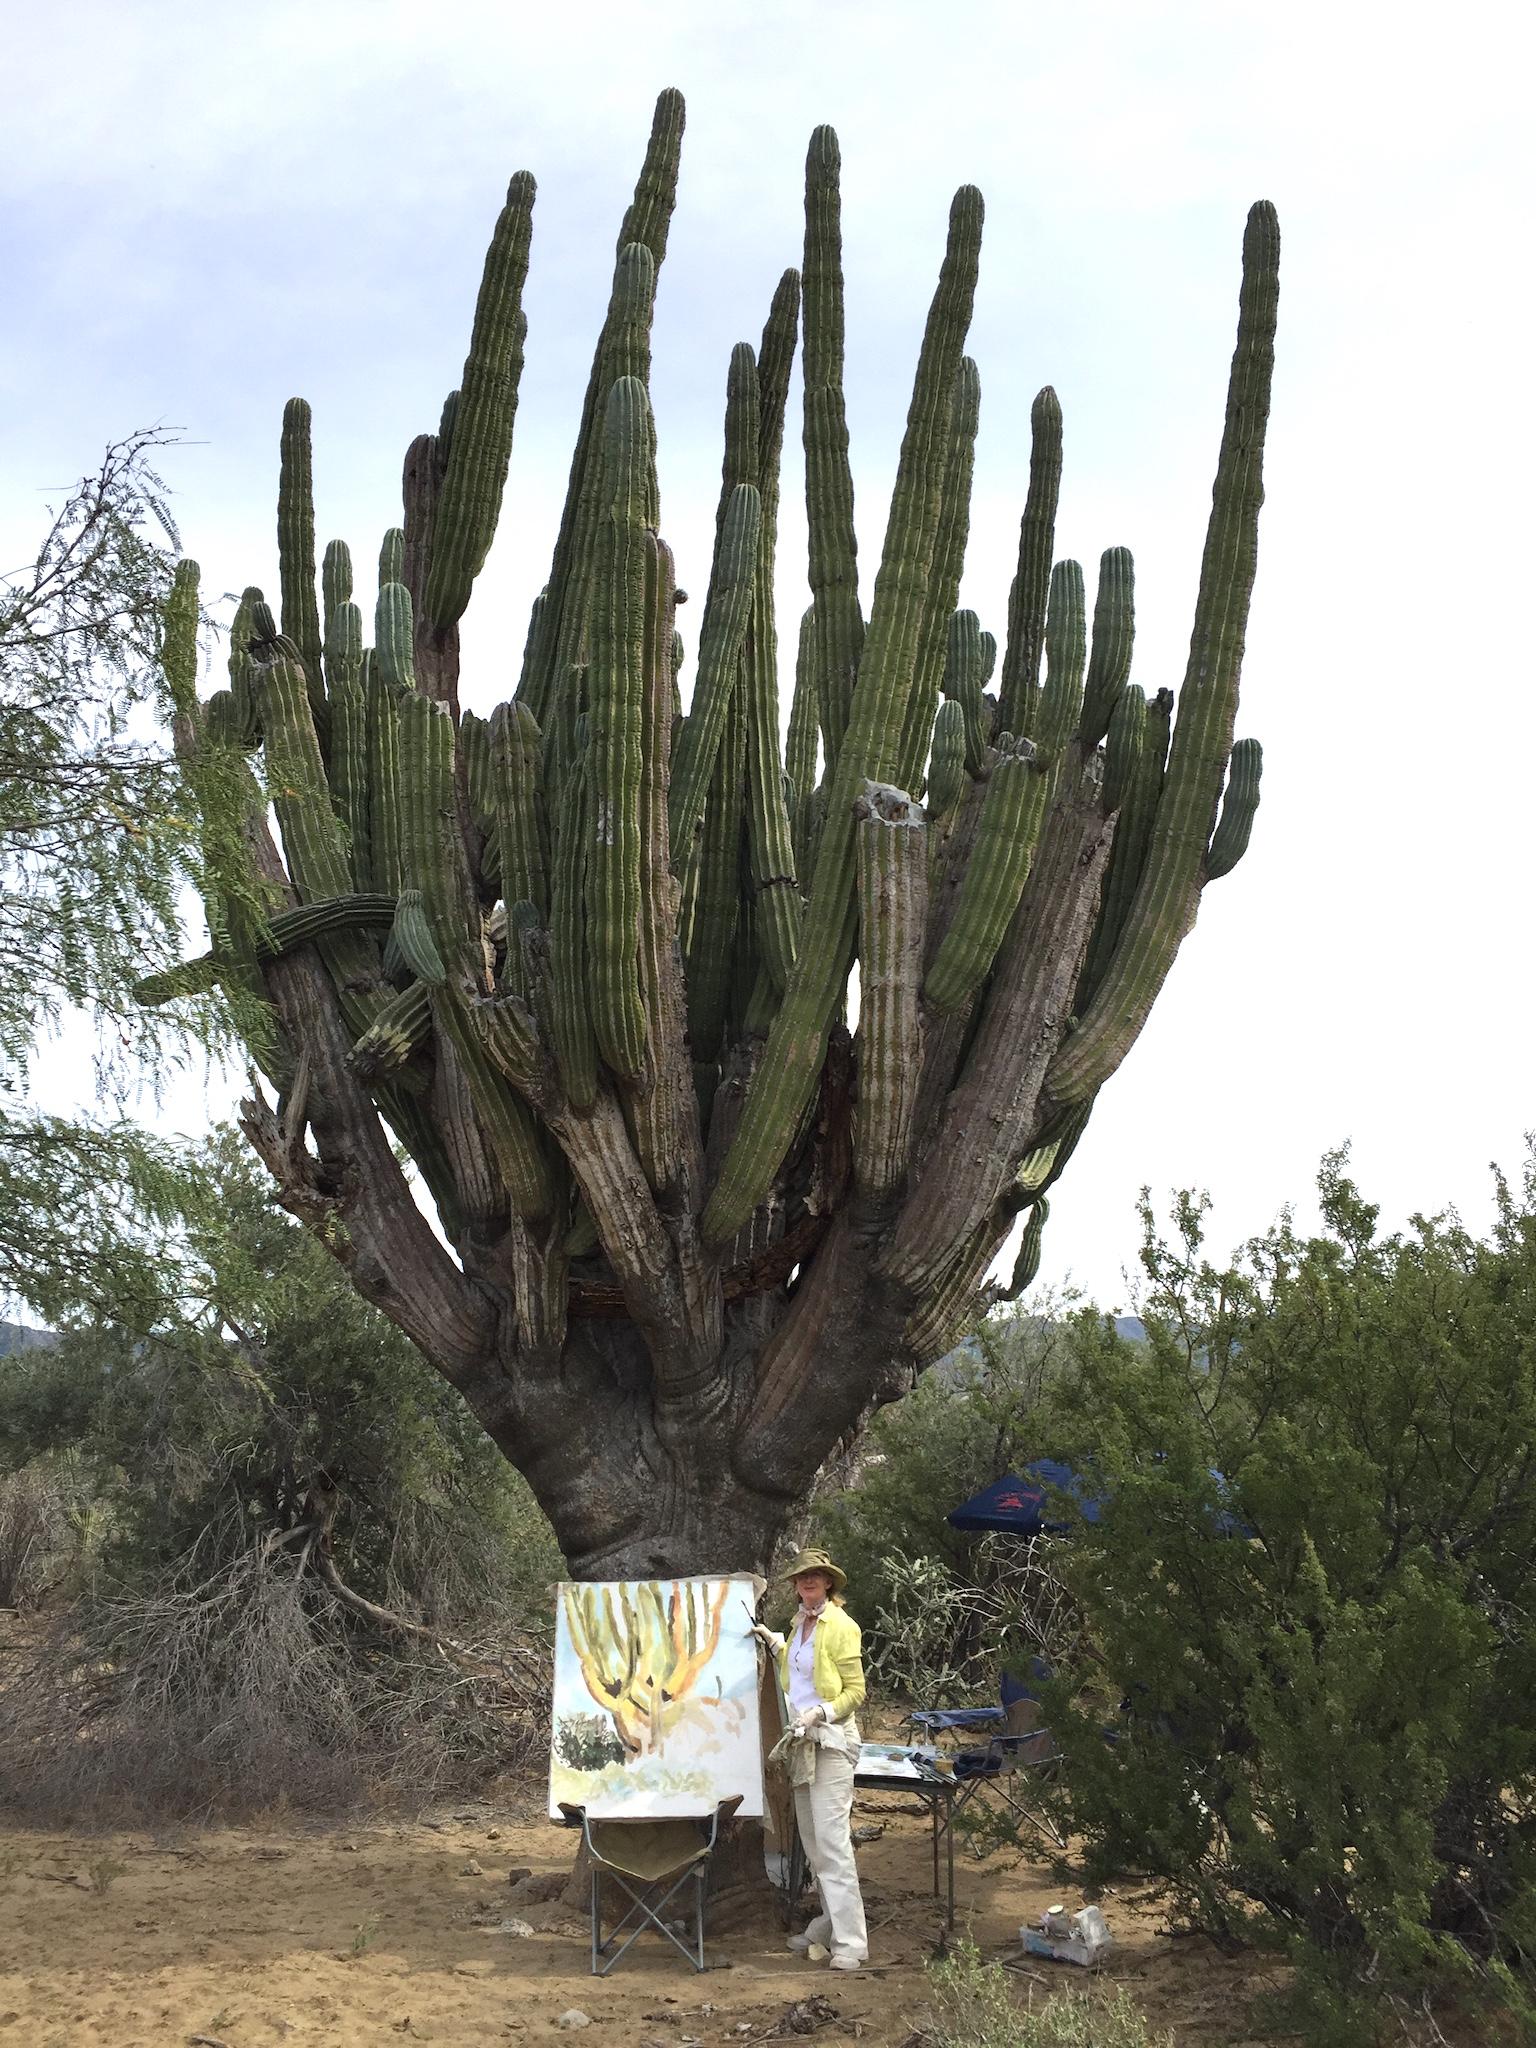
[786, 1931, 814, 1953]
[829, 1955, 863, 1972]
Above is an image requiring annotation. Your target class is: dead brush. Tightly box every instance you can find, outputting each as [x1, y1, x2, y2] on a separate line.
[0, 1532, 550, 1826]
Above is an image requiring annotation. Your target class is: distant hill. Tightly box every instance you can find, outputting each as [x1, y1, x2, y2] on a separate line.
[0, 1320, 56, 1359]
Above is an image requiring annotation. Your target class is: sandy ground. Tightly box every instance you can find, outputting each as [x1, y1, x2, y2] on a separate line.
[0, 1784, 1290, 2047]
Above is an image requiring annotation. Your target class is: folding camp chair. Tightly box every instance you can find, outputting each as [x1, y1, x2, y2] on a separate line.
[577, 1806, 720, 1976]
[910, 1659, 1069, 1852]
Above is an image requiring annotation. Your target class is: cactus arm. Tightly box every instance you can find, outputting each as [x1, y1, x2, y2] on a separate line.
[519, 94, 681, 724]
[350, 978, 433, 1079]
[489, 700, 548, 918]
[278, 398, 326, 725]
[681, 673, 745, 1064]
[325, 601, 370, 886]
[423, 171, 536, 634]
[897, 354, 981, 793]
[546, 711, 599, 1110]
[786, 604, 820, 875]
[802, 129, 864, 776]
[742, 269, 803, 997]
[1077, 684, 1169, 1005]
[924, 698, 968, 824]
[852, 784, 928, 1199]
[1035, 559, 1088, 762]
[943, 608, 990, 779]
[365, 657, 403, 897]
[378, 526, 405, 590]
[883, 772, 1114, 1303]
[1046, 201, 1279, 1105]
[1077, 546, 1136, 748]
[923, 740, 1049, 1014]
[998, 1193, 1049, 1302]
[584, 376, 651, 1081]
[997, 386, 1063, 738]
[703, 185, 983, 1248]
[1204, 736, 1262, 879]
[667, 480, 760, 872]
[321, 539, 353, 629]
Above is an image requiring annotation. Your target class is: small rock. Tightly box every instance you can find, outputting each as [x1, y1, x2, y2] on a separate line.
[504, 1865, 532, 1886]
[493, 1918, 533, 1937]
[459, 1860, 484, 1877]
[807, 1941, 829, 1962]
[556, 2012, 592, 2031]
[339, 1841, 359, 1853]
[485, 1827, 501, 1840]
[851, 1823, 884, 1844]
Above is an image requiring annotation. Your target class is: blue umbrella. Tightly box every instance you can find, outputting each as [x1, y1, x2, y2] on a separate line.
[945, 1461, 1106, 1535]
[948, 1461, 1250, 1539]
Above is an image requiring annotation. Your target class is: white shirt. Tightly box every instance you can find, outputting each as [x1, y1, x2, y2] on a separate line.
[788, 1616, 829, 1718]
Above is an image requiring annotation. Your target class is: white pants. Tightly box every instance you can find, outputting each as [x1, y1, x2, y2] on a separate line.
[792, 1730, 868, 1962]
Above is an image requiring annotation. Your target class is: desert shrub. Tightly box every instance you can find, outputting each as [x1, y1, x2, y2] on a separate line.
[863, 1537, 1084, 1705]
[811, 1302, 1077, 1685]
[1042, 1154, 1536, 2040]
[0, 1459, 87, 1607]
[0, 1534, 549, 1824]
[926, 1936, 1170, 2048]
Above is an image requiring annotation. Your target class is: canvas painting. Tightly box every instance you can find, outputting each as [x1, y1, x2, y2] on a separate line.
[549, 1574, 765, 1819]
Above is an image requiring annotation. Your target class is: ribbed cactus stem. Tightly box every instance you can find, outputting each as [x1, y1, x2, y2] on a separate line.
[802, 127, 864, 776]
[322, 539, 353, 628]
[1078, 684, 1166, 1006]
[489, 700, 547, 917]
[548, 713, 598, 1109]
[852, 783, 927, 1198]
[898, 354, 980, 793]
[682, 676, 744, 1064]
[278, 398, 325, 721]
[1036, 559, 1088, 762]
[375, 582, 417, 691]
[584, 375, 652, 1081]
[423, 171, 536, 632]
[786, 605, 820, 879]
[742, 269, 803, 997]
[1048, 202, 1279, 1104]
[703, 183, 983, 1247]
[667, 481, 761, 871]
[1077, 546, 1136, 748]
[925, 699, 967, 822]
[998, 387, 1064, 738]
[1007, 1195, 1049, 1299]
[519, 112, 674, 725]
[378, 527, 405, 590]
[365, 657, 403, 897]
[944, 608, 989, 777]
[1205, 736, 1262, 879]
[923, 737, 1048, 1014]
[350, 977, 432, 1080]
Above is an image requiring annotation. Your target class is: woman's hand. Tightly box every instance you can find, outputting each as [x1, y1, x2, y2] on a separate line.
[748, 1621, 786, 1654]
[792, 1703, 828, 1736]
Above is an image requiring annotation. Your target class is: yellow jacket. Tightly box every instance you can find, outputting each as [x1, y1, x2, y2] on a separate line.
[777, 1602, 867, 1725]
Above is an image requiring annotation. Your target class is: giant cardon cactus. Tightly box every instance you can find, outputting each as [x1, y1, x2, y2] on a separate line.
[152, 92, 1279, 1578]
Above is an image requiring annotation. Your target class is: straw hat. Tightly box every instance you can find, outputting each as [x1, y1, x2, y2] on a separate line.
[779, 1546, 847, 1594]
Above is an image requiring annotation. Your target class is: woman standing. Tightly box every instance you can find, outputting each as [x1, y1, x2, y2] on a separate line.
[753, 1546, 868, 1972]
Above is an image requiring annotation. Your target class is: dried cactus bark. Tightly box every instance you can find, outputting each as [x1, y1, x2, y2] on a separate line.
[155, 93, 1277, 1580]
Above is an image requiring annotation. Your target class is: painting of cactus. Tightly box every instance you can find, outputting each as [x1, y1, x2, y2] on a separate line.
[152, 89, 1277, 1585]
[549, 1575, 764, 1817]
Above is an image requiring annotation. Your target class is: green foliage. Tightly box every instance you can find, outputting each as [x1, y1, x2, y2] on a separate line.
[813, 1307, 1071, 1594]
[0, 1128, 560, 1623]
[1043, 1154, 1536, 2035]
[0, 430, 232, 1327]
[927, 1936, 1170, 2048]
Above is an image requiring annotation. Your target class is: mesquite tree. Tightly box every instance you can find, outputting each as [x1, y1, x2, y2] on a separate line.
[149, 92, 1279, 1580]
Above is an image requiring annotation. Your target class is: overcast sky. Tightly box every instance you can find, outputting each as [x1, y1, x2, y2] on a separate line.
[5, 0, 1531, 1311]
